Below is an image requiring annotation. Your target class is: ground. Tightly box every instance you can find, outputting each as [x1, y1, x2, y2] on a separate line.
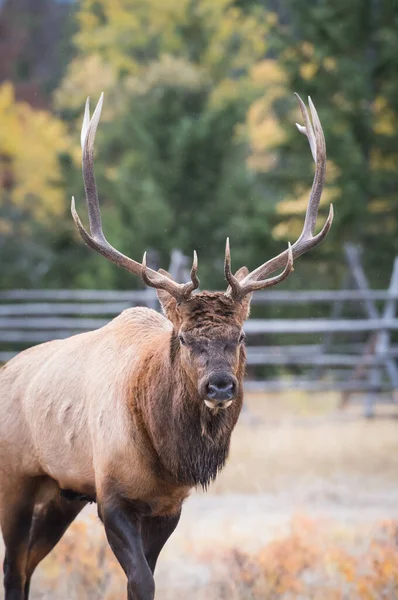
[1, 391, 398, 599]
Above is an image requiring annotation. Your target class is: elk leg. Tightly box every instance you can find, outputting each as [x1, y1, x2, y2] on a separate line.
[141, 510, 181, 573]
[1, 477, 37, 600]
[23, 496, 87, 599]
[99, 497, 155, 600]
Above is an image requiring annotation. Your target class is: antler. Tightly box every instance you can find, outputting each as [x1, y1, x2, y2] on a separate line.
[225, 93, 333, 301]
[71, 94, 199, 302]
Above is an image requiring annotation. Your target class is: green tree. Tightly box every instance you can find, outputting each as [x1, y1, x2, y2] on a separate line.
[252, 0, 398, 288]
[54, 0, 273, 290]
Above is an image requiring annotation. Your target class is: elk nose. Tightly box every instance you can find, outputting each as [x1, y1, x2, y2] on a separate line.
[206, 376, 236, 402]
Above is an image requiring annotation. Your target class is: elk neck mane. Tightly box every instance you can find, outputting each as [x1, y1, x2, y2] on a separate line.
[126, 304, 245, 490]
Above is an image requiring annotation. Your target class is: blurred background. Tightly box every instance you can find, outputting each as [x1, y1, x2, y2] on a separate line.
[1, 0, 397, 291]
[1, 0, 398, 598]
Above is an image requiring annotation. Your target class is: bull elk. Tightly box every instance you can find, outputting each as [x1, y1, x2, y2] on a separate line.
[0, 93, 332, 600]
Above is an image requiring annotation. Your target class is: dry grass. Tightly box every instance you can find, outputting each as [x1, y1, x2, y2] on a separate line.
[17, 513, 398, 600]
[210, 391, 398, 494]
[200, 514, 398, 600]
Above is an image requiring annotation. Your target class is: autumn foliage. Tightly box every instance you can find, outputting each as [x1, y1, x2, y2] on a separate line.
[1, 0, 398, 290]
[203, 515, 398, 600]
[16, 512, 398, 599]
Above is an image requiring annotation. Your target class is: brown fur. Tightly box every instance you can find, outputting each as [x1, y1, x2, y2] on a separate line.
[0, 285, 251, 513]
[0, 279, 251, 597]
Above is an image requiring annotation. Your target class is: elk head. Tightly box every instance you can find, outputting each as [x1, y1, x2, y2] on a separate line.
[72, 93, 333, 409]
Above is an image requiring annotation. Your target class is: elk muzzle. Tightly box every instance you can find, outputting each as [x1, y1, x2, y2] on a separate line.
[202, 374, 238, 409]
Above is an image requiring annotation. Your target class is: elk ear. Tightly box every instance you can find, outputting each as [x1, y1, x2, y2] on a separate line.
[156, 269, 181, 326]
[234, 266, 252, 320]
[234, 266, 249, 281]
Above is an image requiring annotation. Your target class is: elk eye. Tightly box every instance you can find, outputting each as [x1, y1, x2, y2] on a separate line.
[178, 334, 186, 346]
[239, 332, 246, 344]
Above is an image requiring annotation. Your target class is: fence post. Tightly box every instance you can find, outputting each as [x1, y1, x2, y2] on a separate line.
[374, 257, 398, 401]
[311, 272, 351, 381]
[143, 249, 160, 310]
[344, 245, 380, 416]
[168, 249, 191, 283]
[344, 247, 398, 416]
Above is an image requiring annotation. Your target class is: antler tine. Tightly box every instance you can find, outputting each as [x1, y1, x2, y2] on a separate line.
[299, 96, 327, 240]
[295, 93, 317, 164]
[226, 94, 333, 302]
[142, 250, 200, 300]
[224, 238, 242, 298]
[185, 250, 200, 296]
[72, 94, 199, 303]
[225, 240, 294, 300]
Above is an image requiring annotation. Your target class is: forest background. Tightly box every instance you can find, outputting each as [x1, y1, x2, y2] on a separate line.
[0, 0, 397, 294]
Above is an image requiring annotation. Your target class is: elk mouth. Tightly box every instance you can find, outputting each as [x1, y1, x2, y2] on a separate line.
[201, 374, 237, 410]
[204, 399, 233, 410]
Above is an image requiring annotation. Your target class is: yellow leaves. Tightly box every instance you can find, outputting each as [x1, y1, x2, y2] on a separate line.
[300, 62, 318, 81]
[277, 186, 338, 216]
[369, 199, 392, 214]
[373, 95, 388, 113]
[0, 83, 20, 156]
[76, 7, 99, 33]
[73, 0, 267, 82]
[324, 56, 337, 72]
[284, 41, 336, 80]
[54, 0, 271, 200]
[55, 54, 126, 118]
[248, 110, 286, 153]
[290, 42, 336, 79]
[272, 218, 298, 241]
[274, 187, 338, 240]
[127, 55, 206, 97]
[75, 0, 188, 72]
[372, 96, 396, 136]
[215, 516, 398, 600]
[0, 82, 74, 222]
[196, 4, 267, 77]
[208, 78, 242, 109]
[249, 60, 287, 123]
[374, 114, 395, 136]
[271, 154, 340, 239]
[266, 11, 278, 26]
[331, 547, 357, 582]
[301, 41, 315, 58]
[256, 527, 318, 595]
[251, 59, 287, 88]
[246, 60, 287, 173]
[370, 148, 398, 172]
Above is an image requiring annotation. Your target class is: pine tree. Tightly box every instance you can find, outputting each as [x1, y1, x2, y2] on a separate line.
[252, 0, 398, 287]
[54, 0, 271, 289]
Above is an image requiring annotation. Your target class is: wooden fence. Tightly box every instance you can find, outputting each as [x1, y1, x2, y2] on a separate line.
[1, 246, 397, 416]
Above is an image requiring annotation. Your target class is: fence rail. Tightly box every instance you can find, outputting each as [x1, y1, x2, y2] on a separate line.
[1, 246, 397, 416]
[1, 289, 398, 302]
[2, 316, 398, 334]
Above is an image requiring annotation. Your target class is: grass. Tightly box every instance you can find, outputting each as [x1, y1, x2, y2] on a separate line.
[20, 513, 398, 600]
[199, 514, 398, 600]
[210, 391, 398, 494]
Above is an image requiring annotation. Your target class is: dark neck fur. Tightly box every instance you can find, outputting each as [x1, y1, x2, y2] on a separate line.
[135, 331, 244, 490]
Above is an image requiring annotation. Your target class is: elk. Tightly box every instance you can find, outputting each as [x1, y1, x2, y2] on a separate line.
[0, 93, 332, 600]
